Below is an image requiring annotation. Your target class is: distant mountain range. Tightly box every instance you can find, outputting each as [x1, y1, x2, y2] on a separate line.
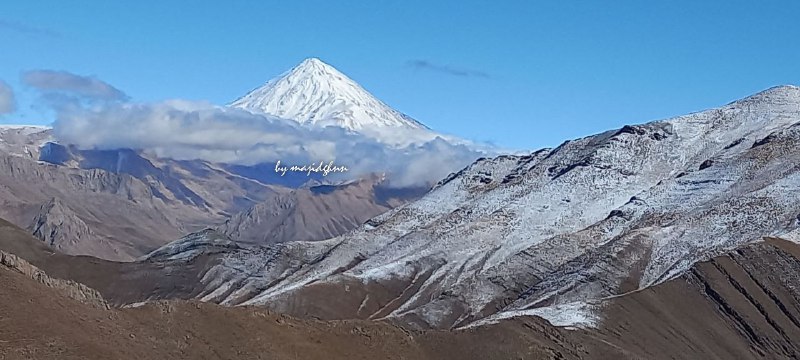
[0, 59, 471, 259]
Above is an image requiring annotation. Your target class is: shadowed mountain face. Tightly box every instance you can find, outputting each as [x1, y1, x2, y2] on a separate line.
[37, 143, 282, 211]
[219, 175, 429, 245]
[222, 162, 325, 188]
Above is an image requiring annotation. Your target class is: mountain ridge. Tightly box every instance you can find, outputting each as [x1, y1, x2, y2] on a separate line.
[140, 84, 800, 330]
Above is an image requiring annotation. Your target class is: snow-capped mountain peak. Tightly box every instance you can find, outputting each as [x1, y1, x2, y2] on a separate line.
[230, 58, 428, 134]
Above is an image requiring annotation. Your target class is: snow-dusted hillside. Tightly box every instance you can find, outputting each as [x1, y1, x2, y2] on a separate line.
[230, 58, 463, 146]
[0, 125, 51, 159]
[148, 85, 800, 329]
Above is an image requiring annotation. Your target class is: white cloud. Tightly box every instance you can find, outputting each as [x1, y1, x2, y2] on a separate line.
[34, 70, 492, 186]
[23, 70, 128, 101]
[51, 98, 486, 186]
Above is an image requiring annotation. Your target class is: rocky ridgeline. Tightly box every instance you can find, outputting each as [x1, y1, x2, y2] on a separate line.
[0, 250, 108, 308]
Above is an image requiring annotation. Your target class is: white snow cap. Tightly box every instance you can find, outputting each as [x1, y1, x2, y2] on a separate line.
[230, 58, 438, 144]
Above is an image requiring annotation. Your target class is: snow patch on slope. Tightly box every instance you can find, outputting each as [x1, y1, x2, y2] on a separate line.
[467, 301, 600, 329]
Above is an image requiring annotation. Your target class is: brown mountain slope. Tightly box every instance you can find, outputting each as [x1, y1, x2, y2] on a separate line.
[3, 217, 800, 359]
[0, 250, 107, 309]
[0, 154, 259, 260]
[582, 237, 800, 360]
[124, 233, 800, 359]
[1, 128, 427, 260]
[220, 175, 428, 245]
[0, 218, 216, 305]
[0, 246, 592, 360]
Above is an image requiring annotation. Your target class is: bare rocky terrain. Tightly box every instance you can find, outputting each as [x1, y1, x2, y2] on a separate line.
[0, 129, 280, 260]
[2, 216, 800, 359]
[219, 174, 428, 245]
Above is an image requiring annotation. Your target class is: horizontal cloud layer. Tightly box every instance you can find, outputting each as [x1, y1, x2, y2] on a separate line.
[36, 71, 490, 187]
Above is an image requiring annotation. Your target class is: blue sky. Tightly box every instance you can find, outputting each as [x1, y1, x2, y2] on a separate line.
[1, 1, 799, 150]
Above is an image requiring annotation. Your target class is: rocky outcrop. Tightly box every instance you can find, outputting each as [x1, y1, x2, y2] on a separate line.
[0, 250, 107, 308]
[30, 198, 101, 249]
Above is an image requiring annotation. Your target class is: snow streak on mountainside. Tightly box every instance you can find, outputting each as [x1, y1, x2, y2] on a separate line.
[230, 58, 456, 146]
[153, 85, 800, 329]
